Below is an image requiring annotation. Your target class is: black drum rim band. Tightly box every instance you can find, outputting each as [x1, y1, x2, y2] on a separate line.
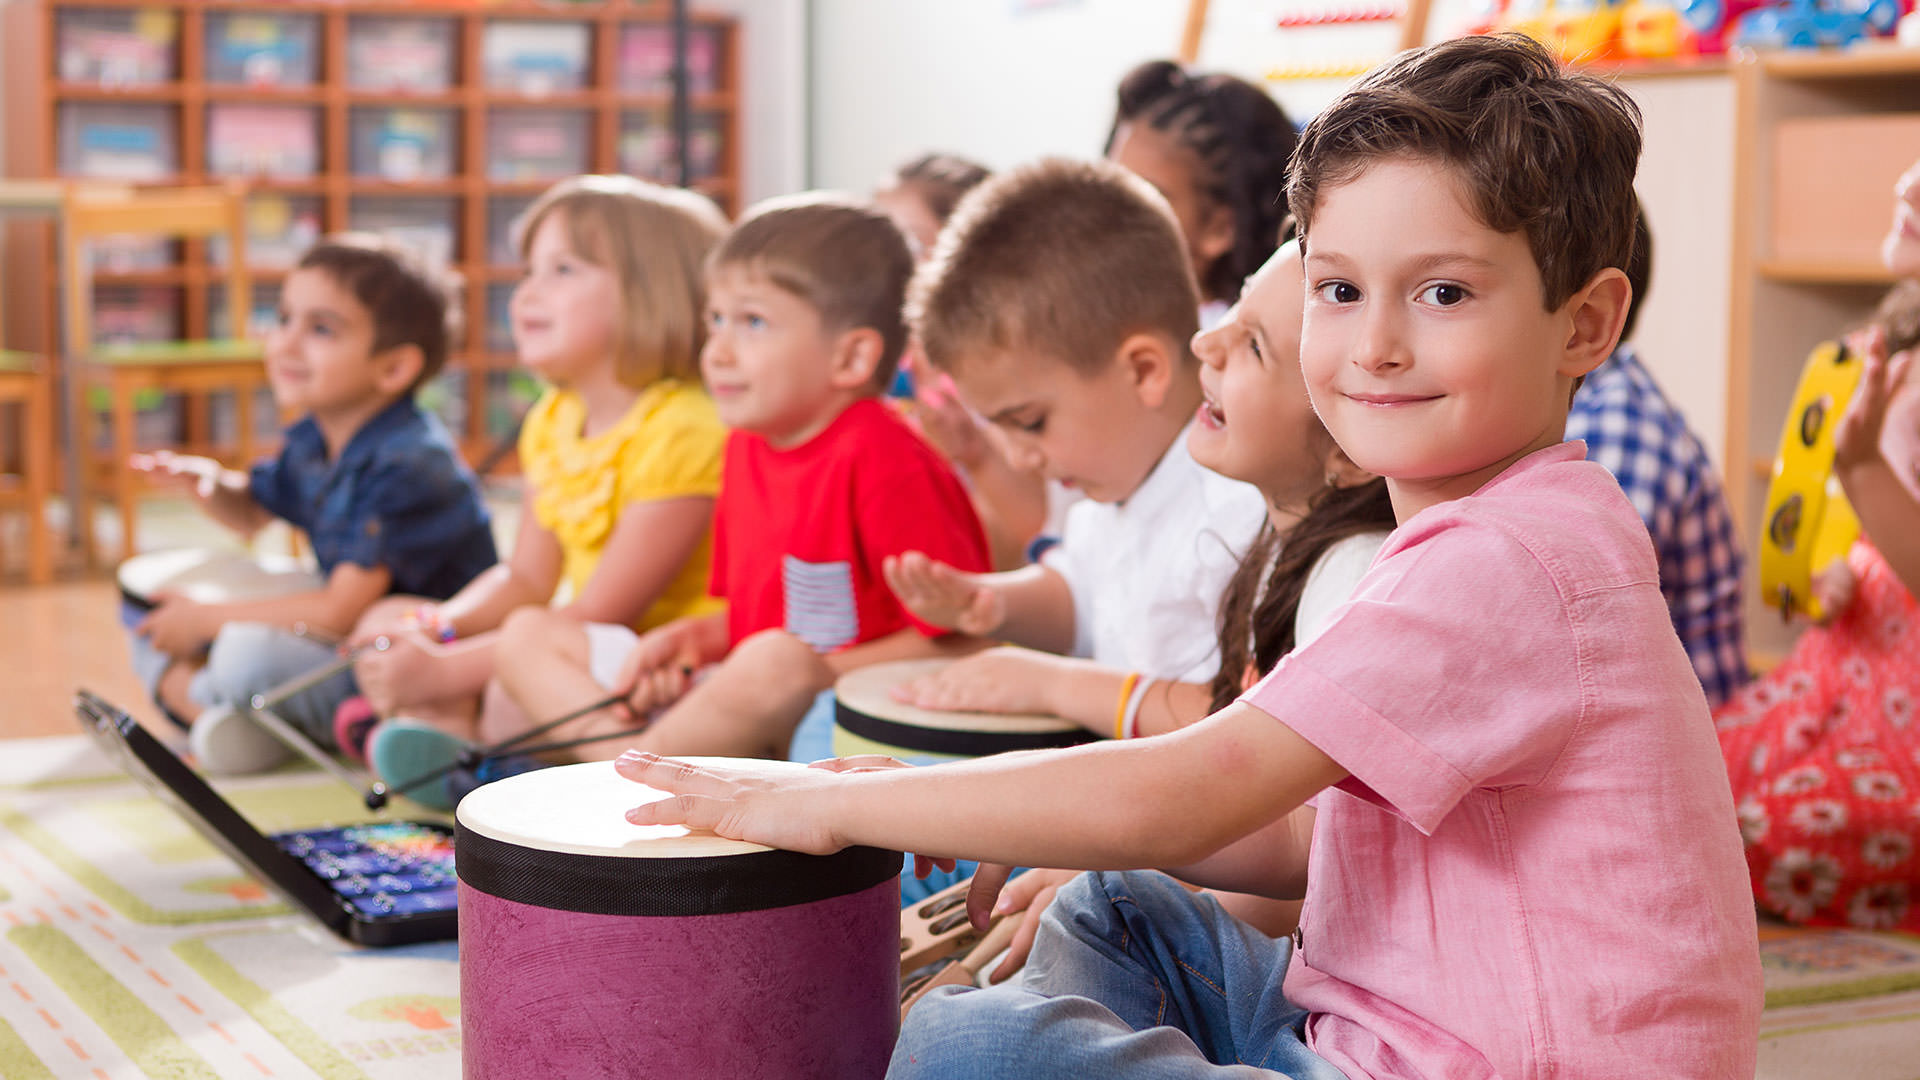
[455, 823, 900, 916]
[834, 699, 1096, 756]
[119, 585, 154, 613]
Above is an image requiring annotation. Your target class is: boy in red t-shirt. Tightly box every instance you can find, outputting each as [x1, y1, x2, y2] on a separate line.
[491, 194, 991, 760]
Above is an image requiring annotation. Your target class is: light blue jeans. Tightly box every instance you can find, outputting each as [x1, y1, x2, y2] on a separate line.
[126, 623, 355, 747]
[891, 870, 1348, 1079]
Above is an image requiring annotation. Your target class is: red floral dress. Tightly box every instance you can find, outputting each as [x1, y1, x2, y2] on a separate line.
[1716, 539, 1920, 931]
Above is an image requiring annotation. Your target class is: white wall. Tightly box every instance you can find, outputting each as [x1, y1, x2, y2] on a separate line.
[807, 2, 1737, 465]
[701, 0, 809, 203]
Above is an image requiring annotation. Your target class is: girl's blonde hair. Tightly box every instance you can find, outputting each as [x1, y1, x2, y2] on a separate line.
[514, 175, 729, 388]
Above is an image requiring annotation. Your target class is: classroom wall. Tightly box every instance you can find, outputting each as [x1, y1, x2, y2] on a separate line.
[808, 0, 1736, 466]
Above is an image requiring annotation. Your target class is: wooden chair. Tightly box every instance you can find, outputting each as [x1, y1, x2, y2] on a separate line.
[61, 183, 269, 561]
[0, 350, 54, 584]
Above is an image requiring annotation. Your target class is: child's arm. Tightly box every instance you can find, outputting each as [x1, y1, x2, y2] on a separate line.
[129, 451, 274, 537]
[136, 562, 392, 658]
[619, 698, 1347, 884]
[559, 496, 715, 627]
[882, 553, 1077, 655]
[1835, 332, 1920, 598]
[895, 648, 1212, 735]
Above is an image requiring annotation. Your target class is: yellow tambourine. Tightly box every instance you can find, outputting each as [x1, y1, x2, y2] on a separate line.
[1759, 339, 1864, 621]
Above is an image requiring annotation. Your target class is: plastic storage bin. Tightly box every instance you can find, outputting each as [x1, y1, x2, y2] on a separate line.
[483, 20, 591, 95]
[93, 285, 180, 346]
[204, 11, 320, 87]
[207, 104, 321, 179]
[488, 194, 539, 266]
[619, 110, 723, 182]
[349, 107, 459, 182]
[486, 109, 590, 182]
[347, 16, 458, 92]
[55, 7, 178, 86]
[348, 196, 460, 268]
[617, 23, 720, 95]
[58, 103, 178, 180]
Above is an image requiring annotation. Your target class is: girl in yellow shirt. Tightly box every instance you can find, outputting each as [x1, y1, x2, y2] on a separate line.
[347, 176, 729, 807]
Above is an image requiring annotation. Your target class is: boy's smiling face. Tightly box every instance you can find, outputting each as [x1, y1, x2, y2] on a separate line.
[1301, 156, 1619, 520]
[701, 263, 855, 448]
[265, 268, 389, 419]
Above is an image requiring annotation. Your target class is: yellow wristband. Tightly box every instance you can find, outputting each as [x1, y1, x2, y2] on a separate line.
[1114, 672, 1141, 740]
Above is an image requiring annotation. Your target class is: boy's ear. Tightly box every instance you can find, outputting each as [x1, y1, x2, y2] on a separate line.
[1558, 267, 1631, 379]
[372, 343, 426, 397]
[829, 327, 886, 391]
[1116, 332, 1178, 408]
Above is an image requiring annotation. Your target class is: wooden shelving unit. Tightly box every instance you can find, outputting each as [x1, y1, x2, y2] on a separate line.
[1725, 45, 1920, 661]
[1, 0, 741, 465]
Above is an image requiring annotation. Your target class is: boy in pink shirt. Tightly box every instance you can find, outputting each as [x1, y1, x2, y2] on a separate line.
[613, 33, 1762, 1078]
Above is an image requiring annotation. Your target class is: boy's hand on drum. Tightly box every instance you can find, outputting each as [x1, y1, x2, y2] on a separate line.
[893, 646, 1059, 716]
[136, 594, 217, 657]
[810, 754, 955, 880]
[883, 552, 1004, 636]
[616, 752, 844, 855]
[128, 451, 222, 501]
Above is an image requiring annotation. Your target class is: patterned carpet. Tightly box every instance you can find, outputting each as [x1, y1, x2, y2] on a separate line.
[3, 732, 1918, 1079]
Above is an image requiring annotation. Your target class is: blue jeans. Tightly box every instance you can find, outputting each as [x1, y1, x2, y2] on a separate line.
[891, 870, 1347, 1079]
[127, 623, 355, 747]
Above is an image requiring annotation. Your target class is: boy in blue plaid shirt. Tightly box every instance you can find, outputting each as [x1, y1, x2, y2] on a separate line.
[1566, 202, 1748, 706]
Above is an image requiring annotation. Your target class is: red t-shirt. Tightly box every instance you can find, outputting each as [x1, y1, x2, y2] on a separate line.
[711, 397, 989, 650]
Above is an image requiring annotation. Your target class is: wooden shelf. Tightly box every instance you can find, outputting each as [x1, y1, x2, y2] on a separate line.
[1756, 259, 1900, 285]
[1755, 43, 1920, 80]
[13, 0, 743, 464]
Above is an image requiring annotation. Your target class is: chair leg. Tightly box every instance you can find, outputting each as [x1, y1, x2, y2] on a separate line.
[111, 378, 139, 561]
[24, 379, 52, 585]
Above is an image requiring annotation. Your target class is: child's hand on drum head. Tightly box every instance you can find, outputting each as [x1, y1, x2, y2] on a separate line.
[616, 751, 848, 856]
[883, 551, 1005, 636]
[128, 450, 223, 502]
[136, 594, 218, 657]
[893, 646, 1064, 718]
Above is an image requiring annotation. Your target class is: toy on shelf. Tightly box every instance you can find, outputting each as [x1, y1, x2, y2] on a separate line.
[1275, 4, 1403, 25]
[482, 20, 590, 96]
[206, 105, 320, 180]
[204, 12, 319, 87]
[346, 16, 457, 93]
[349, 108, 458, 182]
[618, 24, 720, 95]
[487, 110, 590, 182]
[1727, 0, 1901, 50]
[348, 197, 458, 269]
[617, 111, 722, 182]
[1618, 0, 1700, 58]
[57, 103, 177, 180]
[55, 8, 176, 86]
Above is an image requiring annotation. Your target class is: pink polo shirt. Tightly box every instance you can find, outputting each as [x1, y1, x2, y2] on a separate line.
[1242, 443, 1761, 1080]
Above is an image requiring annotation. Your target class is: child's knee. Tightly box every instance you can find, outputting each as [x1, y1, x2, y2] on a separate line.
[197, 623, 285, 706]
[497, 606, 574, 659]
[893, 985, 1034, 1077]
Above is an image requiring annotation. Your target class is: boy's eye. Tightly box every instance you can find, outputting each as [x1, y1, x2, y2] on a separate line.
[744, 314, 767, 331]
[1247, 335, 1265, 363]
[1419, 283, 1468, 307]
[1014, 414, 1045, 435]
[1316, 281, 1361, 304]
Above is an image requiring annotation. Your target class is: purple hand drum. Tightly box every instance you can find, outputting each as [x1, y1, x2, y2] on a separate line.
[456, 760, 903, 1080]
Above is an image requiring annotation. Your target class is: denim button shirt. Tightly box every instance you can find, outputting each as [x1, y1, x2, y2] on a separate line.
[249, 399, 497, 600]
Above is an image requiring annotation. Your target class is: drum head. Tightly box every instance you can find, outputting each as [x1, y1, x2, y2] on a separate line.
[834, 658, 1082, 736]
[118, 548, 320, 610]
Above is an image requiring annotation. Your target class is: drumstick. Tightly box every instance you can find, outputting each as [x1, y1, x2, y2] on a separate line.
[366, 690, 632, 810]
[232, 636, 391, 794]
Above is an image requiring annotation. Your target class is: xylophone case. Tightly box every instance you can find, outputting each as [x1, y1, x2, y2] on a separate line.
[74, 690, 458, 947]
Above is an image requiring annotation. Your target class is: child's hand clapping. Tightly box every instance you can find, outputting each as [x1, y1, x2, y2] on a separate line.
[892, 646, 1063, 718]
[883, 551, 1005, 635]
[1835, 326, 1914, 475]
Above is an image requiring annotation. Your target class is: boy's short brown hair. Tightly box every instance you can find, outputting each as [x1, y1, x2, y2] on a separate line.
[297, 234, 461, 396]
[1289, 32, 1643, 312]
[514, 175, 729, 389]
[708, 194, 915, 392]
[908, 157, 1200, 377]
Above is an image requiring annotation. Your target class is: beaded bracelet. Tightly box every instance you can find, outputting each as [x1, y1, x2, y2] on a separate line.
[1113, 672, 1141, 741]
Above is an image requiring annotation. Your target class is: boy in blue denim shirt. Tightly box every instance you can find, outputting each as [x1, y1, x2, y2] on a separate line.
[129, 235, 497, 773]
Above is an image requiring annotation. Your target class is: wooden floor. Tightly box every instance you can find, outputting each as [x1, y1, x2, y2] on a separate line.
[0, 574, 151, 739]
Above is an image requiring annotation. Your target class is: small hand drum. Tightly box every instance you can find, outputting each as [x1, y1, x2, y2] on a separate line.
[1759, 339, 1864, 621]
[117, 548, 319, 629]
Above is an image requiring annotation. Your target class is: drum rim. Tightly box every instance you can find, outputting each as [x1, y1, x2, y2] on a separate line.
[455, 824, 901, 916]
[834, 658, 1084, 735]
[833, 697, 1096, 756]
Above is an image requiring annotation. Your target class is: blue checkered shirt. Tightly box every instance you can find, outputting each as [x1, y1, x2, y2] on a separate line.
[1566, 346, 1749, 707]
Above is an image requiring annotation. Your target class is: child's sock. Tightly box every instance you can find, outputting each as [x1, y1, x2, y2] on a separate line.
[368, 720, 473, 812]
